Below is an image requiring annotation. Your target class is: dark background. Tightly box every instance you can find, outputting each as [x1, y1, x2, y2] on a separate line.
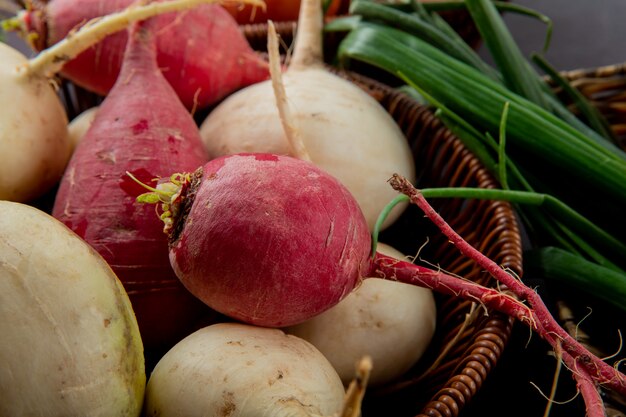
[478, 0, 626, 71]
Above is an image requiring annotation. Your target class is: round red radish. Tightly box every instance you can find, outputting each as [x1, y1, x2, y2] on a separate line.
[161, 153, 372, 327]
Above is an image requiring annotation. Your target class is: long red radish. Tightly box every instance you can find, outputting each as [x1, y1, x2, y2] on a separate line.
[9, 0, 270, 110]
[198, 0, 415, 231]
[132, 152, 626, 415]
[0, 0, 262, 203]
[51, 9, 224, 352]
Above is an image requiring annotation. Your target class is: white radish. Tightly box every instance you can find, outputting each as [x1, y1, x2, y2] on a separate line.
[0, 0, 263, 203]
[286, 243, 437, 387]
[68, 106, 99, 151]
[198, 0, 415, 231]
[144, 322, 346, 417]
[0, 200, 145, 416]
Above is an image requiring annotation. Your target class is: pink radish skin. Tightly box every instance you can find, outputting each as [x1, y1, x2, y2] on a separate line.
[18, 0, 270, 110]
[53, 18, 214, 351]
[138, 153, 626, 413]
[168, 154, 371, 327]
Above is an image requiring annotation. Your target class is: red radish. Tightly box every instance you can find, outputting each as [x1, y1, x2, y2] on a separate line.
[10, 0, 270, 110]
[52, 12, 219, 351]
[132, 152, 626, 414]
[199, 0, 415, 231]
[0, 0, 262, 203]
[223, 0, 342, 23]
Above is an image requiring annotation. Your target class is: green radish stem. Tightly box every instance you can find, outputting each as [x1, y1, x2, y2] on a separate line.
[267, 21, 312, 162]
[373, 187, 626, 266]
[18, 0, 265, 80]
[126, 170, 191, 234]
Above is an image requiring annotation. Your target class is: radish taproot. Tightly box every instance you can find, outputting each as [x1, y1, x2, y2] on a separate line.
[0, 0, 263, 203]
[285, 243, 436, 387]
[9, 0, 270, 110]
[51, 10, 225, 351]
[198, 0, 415, 231]
[0, 201, 145, 416]
[144, 322, 346, 417]
[131, 152, 626, 409]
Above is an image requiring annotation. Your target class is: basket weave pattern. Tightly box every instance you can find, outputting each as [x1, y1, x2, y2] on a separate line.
[551, 63, 626, 149]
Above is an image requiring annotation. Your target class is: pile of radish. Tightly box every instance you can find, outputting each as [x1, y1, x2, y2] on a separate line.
[9, 0, 271, 110]
[4, 0, 626, 415]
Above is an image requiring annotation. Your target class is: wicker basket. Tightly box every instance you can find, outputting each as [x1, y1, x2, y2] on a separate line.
[240, 21, 523, 417]
[548, 62, 626, 150]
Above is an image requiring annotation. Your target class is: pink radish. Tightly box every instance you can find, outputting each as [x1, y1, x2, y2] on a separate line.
[132, 152, 626, 415]
[9, 0, 270, 110]
[51, 3, 242, 351]
[198, 0, 415, 231]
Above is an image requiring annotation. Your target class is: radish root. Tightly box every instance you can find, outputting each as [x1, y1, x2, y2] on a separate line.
[267, 21, 312, 162]
[340, 356, 372, 417]
[386, 173, 626, 417]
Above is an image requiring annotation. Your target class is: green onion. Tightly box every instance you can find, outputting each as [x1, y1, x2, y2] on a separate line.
[525, 247, 626, 314]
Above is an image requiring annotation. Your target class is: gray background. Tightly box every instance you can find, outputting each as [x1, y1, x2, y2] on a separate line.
[478, 0, 626, 71]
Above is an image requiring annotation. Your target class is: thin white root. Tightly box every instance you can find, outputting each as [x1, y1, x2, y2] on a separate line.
[267, 20, 312, 162]
[339, 356, 372, 417]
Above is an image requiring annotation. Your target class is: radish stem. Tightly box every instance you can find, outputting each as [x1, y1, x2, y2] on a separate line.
[20, 0, 265, 79]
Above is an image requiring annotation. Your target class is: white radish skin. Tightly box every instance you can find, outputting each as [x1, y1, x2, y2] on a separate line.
[199, 0, 415, 231]
[0, 201, 145, 416]
[68, 106, 99, 151]
[286, 243, 437, 387]
[144, 322, 346, 417]
[0, 42, 71, 203]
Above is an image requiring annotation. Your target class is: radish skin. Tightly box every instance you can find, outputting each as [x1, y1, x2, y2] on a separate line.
[199, 0, 415, 231]
[53, 16, 215, 351]
[286, 243, 437, 387]
[13, 0, 270, 110]
[162, 154, 370, 327]
[0, 0, 263, 203]
[0, 201, 145, 416]
[144, 322, 346, 417]
[0, 41, 70, 203]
